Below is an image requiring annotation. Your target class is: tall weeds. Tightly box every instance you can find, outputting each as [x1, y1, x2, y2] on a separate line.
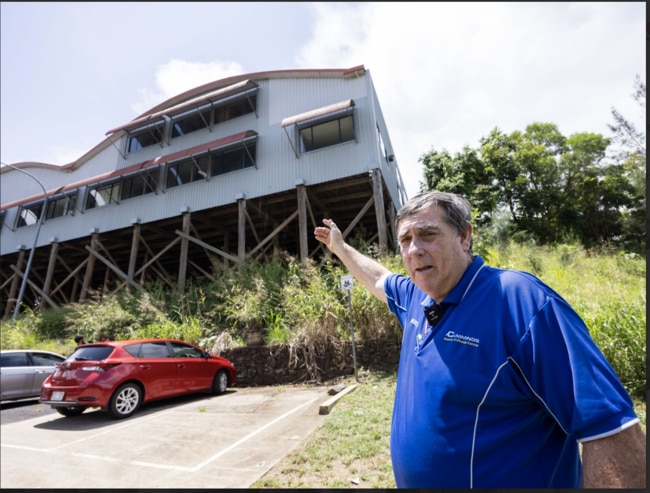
[1, 242, 645, 400]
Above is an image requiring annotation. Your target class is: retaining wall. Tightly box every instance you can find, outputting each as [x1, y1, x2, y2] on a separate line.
[219, 338, 401, 387]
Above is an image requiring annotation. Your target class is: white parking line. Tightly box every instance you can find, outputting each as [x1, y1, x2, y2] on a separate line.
[1, 396, 319, 473]
[1, 408, 176, 453]
[190, 396, 318, 472]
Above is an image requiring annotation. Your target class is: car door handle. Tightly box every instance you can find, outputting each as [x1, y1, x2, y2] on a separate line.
[139, 364, 152, 369]
[177, 364, 186, 368]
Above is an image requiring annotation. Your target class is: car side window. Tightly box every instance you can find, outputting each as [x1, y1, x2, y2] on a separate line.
[123, 343, 142, 357]
[31, 353, 65, 366]
[1, 353, 29, 367]
[141, 342, 170, 358]
[170, 342, 202, 358]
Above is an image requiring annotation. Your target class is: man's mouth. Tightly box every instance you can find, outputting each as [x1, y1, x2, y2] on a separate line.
[414, 266, 433, 275]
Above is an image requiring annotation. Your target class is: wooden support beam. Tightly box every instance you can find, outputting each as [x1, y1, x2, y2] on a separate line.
[178, 212, 191, 288]
[48, 257, 88, 301]
[246, 210, 299, 258]
[388, 200, 397, 251]
[139, 237, 176, 286]
[80, 233, 98, 302]
[10, 264, 58, 310]
[128, 222, 141, 291]
[115, 236, 181, 291]
[175, 230, 242, 264]
[238, 198, 246, 262]
[85, 245, 144, 292]
[188, 259, 216, 282]
[371, 168, 388, 252]
[38, 241, 60, 311]
[342, 196, 375, 240]
[4, 249, 26, 318]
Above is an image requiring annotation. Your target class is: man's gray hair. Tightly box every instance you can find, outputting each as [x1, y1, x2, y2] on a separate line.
[396, 191, 473, 251]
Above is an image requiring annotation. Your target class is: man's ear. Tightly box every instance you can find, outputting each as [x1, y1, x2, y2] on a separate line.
[460, 223, 473, 251]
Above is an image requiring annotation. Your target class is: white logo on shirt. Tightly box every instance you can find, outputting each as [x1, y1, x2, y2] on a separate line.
[444, 331, 480, 348]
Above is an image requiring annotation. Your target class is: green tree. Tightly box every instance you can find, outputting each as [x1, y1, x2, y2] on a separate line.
[419, 145, 496, 228]
[608, 74, 646, 159]
[420, 120, 644, 251]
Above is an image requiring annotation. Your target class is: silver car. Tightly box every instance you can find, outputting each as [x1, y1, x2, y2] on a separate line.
[1, 350, 66, 402]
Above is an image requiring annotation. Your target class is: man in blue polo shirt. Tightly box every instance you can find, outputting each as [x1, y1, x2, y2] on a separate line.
[314, 190, 645, 488]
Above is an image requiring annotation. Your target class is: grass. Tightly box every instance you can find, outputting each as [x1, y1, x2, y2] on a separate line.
[253, 370, 646, 489]
[1, 241, 645, 487]
[252, 370, 397, 488]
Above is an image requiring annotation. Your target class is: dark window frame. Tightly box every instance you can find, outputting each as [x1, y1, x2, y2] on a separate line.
[127, 122, 165, 153]
[84, 168, 159, 211]
[297, 111, 355, 153]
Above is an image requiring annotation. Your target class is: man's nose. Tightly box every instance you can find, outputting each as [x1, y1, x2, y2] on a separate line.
[405, 237, 425, 256]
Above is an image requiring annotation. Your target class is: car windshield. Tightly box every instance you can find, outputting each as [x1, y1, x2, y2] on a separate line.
[67, 346, 114, 362]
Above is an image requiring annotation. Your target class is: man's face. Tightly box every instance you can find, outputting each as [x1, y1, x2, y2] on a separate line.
[397, 204, 472, 301]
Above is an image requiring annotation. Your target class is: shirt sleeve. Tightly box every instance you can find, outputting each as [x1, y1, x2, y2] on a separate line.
[384, 274, 414, 327]
[509, 295, 638, 441]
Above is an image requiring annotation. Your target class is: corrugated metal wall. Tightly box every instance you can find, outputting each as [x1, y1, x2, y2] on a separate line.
[1, 70, 405, 256]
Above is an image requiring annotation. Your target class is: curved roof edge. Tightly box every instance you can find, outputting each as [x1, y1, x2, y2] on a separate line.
[140, 65, 365, 119]
[1, 65, 366, 179]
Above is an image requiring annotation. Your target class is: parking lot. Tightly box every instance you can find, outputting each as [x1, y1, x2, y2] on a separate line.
[1, 385, 330, 488]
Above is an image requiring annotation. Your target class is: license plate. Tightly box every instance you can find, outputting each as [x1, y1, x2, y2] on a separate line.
[51, 391, 65, 401]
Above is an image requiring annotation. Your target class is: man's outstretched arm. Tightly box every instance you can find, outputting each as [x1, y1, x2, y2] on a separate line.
[581, 423, 646, 488]
[314, 219, 391, 303]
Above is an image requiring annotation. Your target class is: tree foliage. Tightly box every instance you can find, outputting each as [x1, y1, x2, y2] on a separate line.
[419, 78, 646, 252]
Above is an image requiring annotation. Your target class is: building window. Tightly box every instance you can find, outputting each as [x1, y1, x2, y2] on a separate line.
[171, 107, 211, 138]
[211, 143, 256, 176]
[15, 192, 78, 228]
[85, 168, 160, 210]
[127, 123, 165, 153]
[86, 181, 120, 209]
[45, 193, 76, 220]
[166, 154, 210, 189]
[122, 88, 257, 154]
[120, 169, 158, 200]
[298, 114, 355, 153]
[214, 94, 257, 124]
[165, 142, 256, 189]
[16, 202, 42, 228]
[169, 94, 257, 140]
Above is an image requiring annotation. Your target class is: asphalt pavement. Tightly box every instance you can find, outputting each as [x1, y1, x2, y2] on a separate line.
[1, 385, 334, 488]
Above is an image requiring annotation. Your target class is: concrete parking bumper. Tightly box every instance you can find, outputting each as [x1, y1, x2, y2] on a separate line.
[1, 384, 353, 488]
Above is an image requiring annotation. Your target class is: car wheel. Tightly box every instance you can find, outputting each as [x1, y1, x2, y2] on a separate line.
[109, 382, 142, 419]
[56, 406, 86, 417]
[211, 370, 229, 395]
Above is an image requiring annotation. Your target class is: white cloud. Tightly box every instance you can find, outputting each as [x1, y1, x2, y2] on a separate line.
[297, 2, 645, 198]
[132, 59, 245, 116]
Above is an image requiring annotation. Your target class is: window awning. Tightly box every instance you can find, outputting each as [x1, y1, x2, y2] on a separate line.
[162, 130, 257, 165]
[106, 80, 259, 136]
[0, 131, 260, 208]
[281, 99, 355, 128]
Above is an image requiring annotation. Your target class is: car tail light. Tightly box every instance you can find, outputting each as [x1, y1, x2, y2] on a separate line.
[80, 362, 122, 372]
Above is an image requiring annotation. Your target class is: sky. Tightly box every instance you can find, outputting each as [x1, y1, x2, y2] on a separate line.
[0, 2, 645, 199]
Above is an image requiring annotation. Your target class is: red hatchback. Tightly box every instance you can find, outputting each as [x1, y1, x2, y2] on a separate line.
[40, 338, 236, 419]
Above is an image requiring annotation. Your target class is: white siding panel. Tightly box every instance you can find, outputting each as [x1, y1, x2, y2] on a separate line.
[1, 69, 407, 256]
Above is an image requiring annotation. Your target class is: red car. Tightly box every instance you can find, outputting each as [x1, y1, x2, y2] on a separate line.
[40, 338, 236, 419]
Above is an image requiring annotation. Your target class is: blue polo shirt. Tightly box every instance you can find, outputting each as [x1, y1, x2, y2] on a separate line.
[385, 255, 639, 488]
